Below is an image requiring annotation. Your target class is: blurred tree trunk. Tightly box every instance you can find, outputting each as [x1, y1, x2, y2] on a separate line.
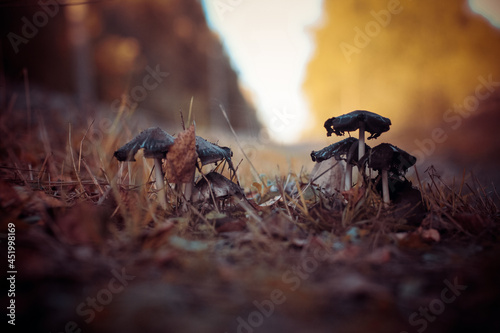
[66, 4, 95, 115]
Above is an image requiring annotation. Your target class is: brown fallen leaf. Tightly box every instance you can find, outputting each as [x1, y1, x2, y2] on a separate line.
[164, 125, 198, 183]
[418, 227, 440, 242]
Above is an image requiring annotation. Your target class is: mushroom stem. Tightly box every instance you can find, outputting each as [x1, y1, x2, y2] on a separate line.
[358, 122, 366, 183]
[382, 169, 390, 206]
[358, 122, 365, 160]
[153, 158, 167, 209]
[181, 169, 196, 211]
[345, 163, 352, 191]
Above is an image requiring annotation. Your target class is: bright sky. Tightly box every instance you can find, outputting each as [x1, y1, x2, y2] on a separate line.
[201, 0, 499, 144]
[201, 0, 323, 144]
[469, 0, 500, 27]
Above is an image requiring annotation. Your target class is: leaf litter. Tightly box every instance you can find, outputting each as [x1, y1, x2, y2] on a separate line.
[1, 110, 500, 333]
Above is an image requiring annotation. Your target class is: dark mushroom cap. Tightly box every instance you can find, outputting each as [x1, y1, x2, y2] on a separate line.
[114, 127, 175, 161]
[311, 137, 370, 164]
[195, 136, 233, 167]
[366, 143, 417, 175]
[194, 172, 243, 201]
[324, 110, 391, 139]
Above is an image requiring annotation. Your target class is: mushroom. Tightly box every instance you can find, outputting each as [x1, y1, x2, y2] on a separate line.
[311, 137, 370, 191]
[167, 134, 234, 204]
[324, 110, 391, 161]
[192, 171, 244, 207]
[364, 143, 417, 205]
[114, 127, 175, 209]
[192, 136, 235, 201]
[195, 136, 234, 171]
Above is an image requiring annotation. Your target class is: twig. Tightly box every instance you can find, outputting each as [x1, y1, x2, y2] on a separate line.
[219, 104, 265, 188]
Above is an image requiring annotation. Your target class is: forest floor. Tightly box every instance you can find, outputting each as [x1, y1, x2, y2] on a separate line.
[1, 106, 500, 333]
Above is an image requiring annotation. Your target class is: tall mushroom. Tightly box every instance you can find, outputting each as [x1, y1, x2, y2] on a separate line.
[324, 110, 391, 161]
[114, 127, 175, 209]
[311, 137, 370, 191]
[365, 143, 417, 205]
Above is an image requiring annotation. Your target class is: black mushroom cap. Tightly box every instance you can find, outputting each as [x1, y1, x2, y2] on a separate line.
[324, 110, 391, 139]
[365, 143, 417, 175]
[311, 137, 370, 164]
[195, 136, 233, 168]
[114, 127, 175, 162]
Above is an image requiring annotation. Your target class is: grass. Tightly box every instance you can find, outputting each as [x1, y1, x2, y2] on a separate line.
[1, 99, 500, 333]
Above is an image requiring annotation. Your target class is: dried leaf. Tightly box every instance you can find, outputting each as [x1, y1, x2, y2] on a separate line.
[418, 227, 441, 242]
[164, 125, 198, 183]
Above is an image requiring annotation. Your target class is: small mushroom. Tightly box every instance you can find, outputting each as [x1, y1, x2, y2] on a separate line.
[365, 143, 417, 205]
[188, 136, 234, 203]
[195, 136, 234, 170]
[192, 172, 244, 205]
[324, 110, 391, 161]
[114, 127, 175, 209]
[311, 137, 370, 190]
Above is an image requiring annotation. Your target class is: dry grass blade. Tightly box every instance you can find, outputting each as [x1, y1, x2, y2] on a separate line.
[68, 123, 86, 197]
[219, 104, 265, 189]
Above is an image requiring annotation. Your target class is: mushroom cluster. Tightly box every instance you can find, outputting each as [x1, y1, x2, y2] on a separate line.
[311, 110, 416, 205]
[311, 137, 370, 191]
[114, 127, 237, 209]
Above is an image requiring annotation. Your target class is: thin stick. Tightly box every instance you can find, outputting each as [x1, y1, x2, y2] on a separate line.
[37, 153, 51, 181]
[219, 104, 265, 188]
[187, 96, 194, 127]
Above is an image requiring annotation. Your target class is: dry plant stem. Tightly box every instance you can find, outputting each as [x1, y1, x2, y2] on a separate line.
[153, 158, 167, 209]
[128, 162, 133, 187]
[68, 124, 86, 196]
[219, 104, 266, 189]
[382, 169, 390, 205]
[117, 162, 124, 185]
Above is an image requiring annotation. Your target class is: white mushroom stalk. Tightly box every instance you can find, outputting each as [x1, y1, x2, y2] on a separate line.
[367, 143, 417, 207]
[358, 122, 365, 161]
[310, 137, 364, 192]
[153, 158, 167, 209]
[324, 110, 391, 187]
[381, 169, 390, 205]
[113, 127, 175, 210]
